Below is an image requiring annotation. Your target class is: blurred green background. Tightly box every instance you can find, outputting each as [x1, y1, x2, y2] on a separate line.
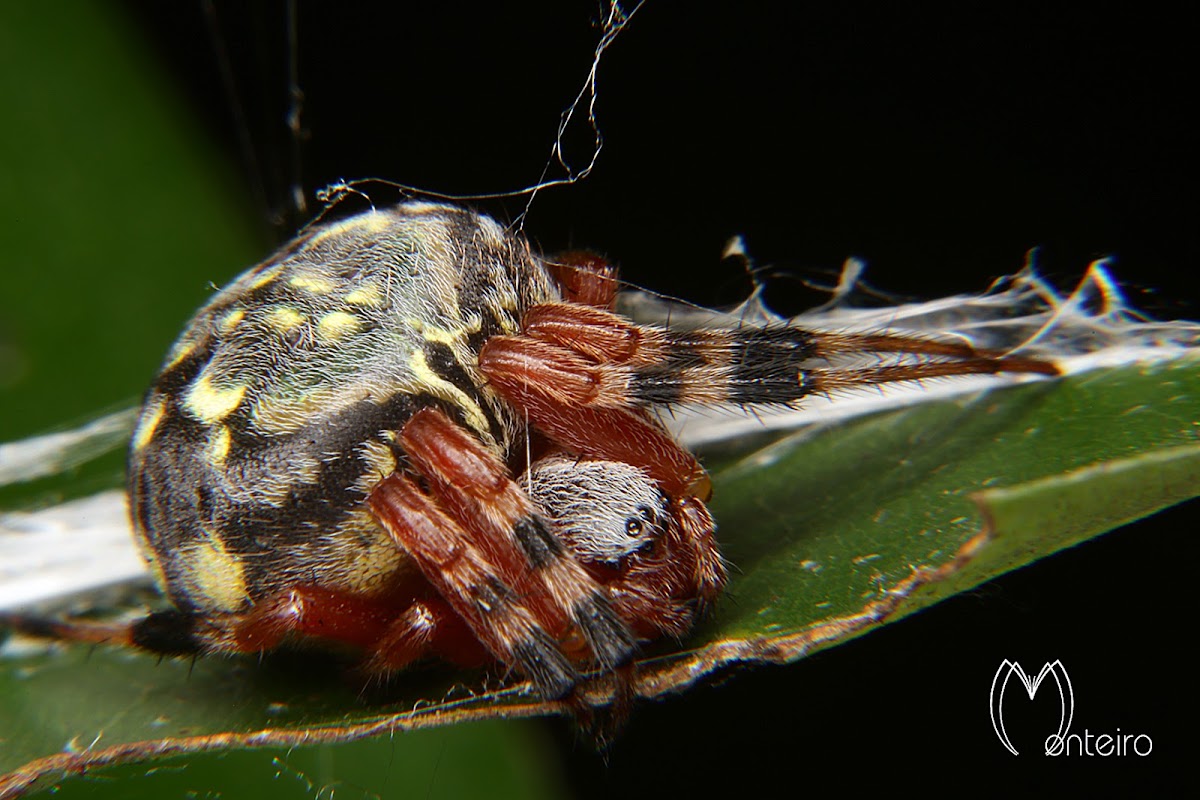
[0, 2, 264, 443]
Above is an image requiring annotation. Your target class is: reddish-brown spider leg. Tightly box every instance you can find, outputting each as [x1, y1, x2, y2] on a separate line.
[546, 251, 620, 308]
[478, 336, 711, 499]
[0, 612, 143, 650]
[369, 471, 581, 698]
[394, 409, 636, 671]
[228, 585, 396, 651]
[492, 301, 1059, 411]
[367, 409, 639, 698]
[0, 585, 487, 676]
[365, 595, 491, 673]
[227, 586, 487, 673]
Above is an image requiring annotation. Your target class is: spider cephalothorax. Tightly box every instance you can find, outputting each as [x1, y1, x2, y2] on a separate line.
[1, 201, 1057, 701]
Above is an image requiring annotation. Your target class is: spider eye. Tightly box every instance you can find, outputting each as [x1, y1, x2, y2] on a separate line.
[625, 518, 644, 536]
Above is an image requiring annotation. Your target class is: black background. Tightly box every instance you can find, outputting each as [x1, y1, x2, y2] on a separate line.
[125, 2, 1194, 795]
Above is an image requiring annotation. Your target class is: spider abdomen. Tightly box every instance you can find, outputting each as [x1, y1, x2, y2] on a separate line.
[128, 202, 558, 614]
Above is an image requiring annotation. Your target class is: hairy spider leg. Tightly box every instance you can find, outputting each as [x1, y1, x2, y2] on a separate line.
[545, 251, 621, 308]
[0, 614, 142, 649]
[391, 407, 637, 672]
[368, 471, 580, 699]
[491, 301, 1060, 411]
[228, 587, 488, 674]
[0, 583, 488, 675]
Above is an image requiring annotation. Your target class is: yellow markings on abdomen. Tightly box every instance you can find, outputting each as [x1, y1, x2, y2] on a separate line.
[250, 381, 376, 435]
[409, 348, 490, 437]
[323, 507, 412, 596]
[176, 529, 250, 613]
[306, 209, 392, 247]
[344, 284, 386, 308]
[354, 438, 398, 493]
[288, 274, 335, 294]
[132, 394, 167, 451]
[405, 314, 483, 344]
[246, 264, 283, 292]
[184, 374, 248, 423]
[265, 305, 306, 334]
[162, 336, 202, 371]
[317, 311, 362, 341]
[205, 425, 232, 466]
[219, 308, 246, 331]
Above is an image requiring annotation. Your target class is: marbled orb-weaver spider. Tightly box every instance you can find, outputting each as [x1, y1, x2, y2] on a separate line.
[1, 202, 1057, 701]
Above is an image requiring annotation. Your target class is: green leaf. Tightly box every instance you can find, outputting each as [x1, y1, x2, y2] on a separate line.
[3, 356, 1197, 796]
[682, 355, 1200, 664]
